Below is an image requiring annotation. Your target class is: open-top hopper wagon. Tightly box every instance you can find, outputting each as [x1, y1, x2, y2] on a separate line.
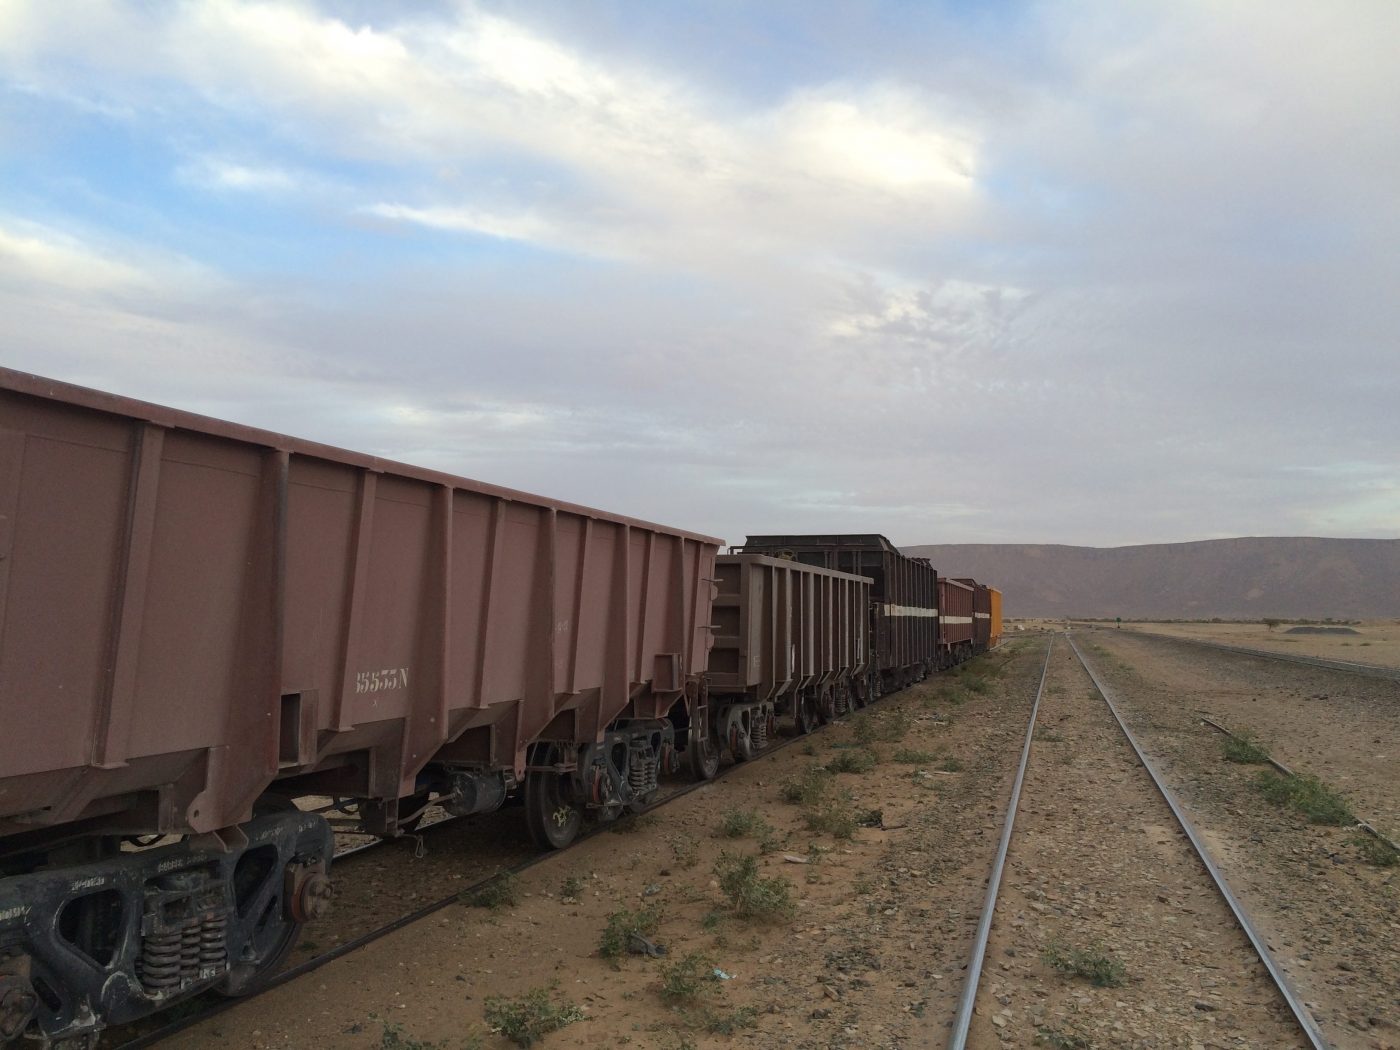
[698, 554, 871, 769]
[733, 534, 939, 699]
[0, 369, 719, 1045]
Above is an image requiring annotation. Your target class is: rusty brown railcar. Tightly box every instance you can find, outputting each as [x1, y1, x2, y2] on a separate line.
[956, 578, 993, 652]
[702, 555, 871, 766]
[937, 576, 975, 667]
[733, 534, 938, 698]
[0, 369, 719, 1045]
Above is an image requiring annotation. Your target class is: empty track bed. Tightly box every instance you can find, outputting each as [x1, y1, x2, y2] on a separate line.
[1065, 630, 1400, 1048]
[1128, 630, 1400, 683]
[950, 635, 1316, 1050]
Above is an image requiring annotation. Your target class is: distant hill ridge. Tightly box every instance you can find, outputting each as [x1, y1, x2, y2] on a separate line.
[901, 537, 1400, 619]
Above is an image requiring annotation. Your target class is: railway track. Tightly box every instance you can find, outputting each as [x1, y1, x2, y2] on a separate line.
[1197, 716, 1400, 856]
[947, 633, 1329, 1050]
[107, 682, 922, 1050]
[1129, 630, 1400, 682]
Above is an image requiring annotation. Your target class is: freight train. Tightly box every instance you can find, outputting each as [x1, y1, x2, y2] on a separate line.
[0, 369, 1000, 1046]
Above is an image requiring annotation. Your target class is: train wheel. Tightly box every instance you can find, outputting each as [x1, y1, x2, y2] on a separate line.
[687, 729, 720, 780]
[218, 797, 304, 997]
[795, 694, 817, 736]
[732, 720, 755, 762]
[524, 745, 582, 850]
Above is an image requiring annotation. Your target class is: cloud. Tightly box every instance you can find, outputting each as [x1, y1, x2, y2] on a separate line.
[3, 2, 986, 273]
[0, 220, 151, 292]
[770, 85, 977, 193]
[0, 217, 218, 298]
[1, 1, 1398, 545]
[177, 157, 301, 193]
[359, 202, 561, 249]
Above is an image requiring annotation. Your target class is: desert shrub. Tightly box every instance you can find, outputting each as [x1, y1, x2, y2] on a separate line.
[802, 794, 857, 840]
[713, 851, 795, 921]
[598, 905, 662, 964]
[827, 748, 877, 774]
[1353, 833, 1399, 867]
[668, 835, 699, 870]
[558, 874, 584, 900]
[462, 872, 517, 910]
[658, 952, 717, 1005]
[1255, 771, 1354, 825]
[1042, 941, 1126, 988]
[716, 808, 763, 838]
[779, 765, 832, 805]
[853, 708, 910, 744]
[880, 707, 913, 740]
[1222, 733, 1270, 764]
[376, 1023, 480, 1049]
[482, 985, 583, 1047]
[893, 748, 935, 764]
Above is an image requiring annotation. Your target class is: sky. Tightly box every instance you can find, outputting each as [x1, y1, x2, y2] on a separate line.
[2, 1, 1398, 548]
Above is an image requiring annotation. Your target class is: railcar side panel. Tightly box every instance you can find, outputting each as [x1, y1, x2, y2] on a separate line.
[735, 534, 937, 684]
[938, 577, 975, 646]
[956, 578, 993, 651]
[0, 404, 132, 783]
[0, 368, 720, 843]
[706, 555, 870, 702]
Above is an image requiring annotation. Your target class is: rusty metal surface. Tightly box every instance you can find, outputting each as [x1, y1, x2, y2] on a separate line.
[956, 578, 993, 650]
[0, 368, 721, 843]
[938, 577, 975, 646]
[707, 554, 871, 700]
[735, 535, 939, 678]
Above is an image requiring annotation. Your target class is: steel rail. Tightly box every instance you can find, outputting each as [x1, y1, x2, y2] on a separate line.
[111, 672, 941, 1050]
[1129, 631, 1400, 682]
[1199, 716, 1400, 856]
[1199, 716, 1296, 778]
[1067, 635, 1330, 1050]
[946, 636, 1053, 1050]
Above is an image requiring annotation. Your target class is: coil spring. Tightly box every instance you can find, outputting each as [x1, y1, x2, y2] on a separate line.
[139, 914, 229, 992]
[138, 929, 183, 992]
[200, 915, 228, 969]
[181, 921, 202, 977]
[835, 691, 850, 716]
[751, 716, 767, 750]
[628, 752, 659, 796]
